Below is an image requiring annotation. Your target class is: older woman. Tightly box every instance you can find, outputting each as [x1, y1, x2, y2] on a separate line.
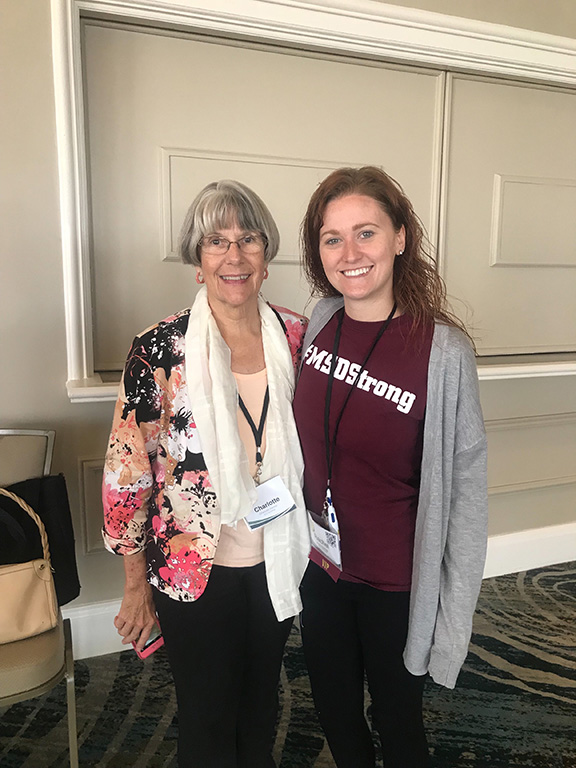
[102, 180, 310, 768]
[293, 167, 488, 767]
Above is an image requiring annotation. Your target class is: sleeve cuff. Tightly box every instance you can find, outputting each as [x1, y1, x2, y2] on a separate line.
[428, 647, 465, 689]
[102, 527, 145, 556]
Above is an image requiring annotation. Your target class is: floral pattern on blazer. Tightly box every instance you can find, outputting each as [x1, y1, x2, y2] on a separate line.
[102, 305, 308, 601]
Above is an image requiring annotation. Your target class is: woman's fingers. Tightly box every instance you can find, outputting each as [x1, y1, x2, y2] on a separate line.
[114, 587, 157, 649]
[114, 554, 158, 649]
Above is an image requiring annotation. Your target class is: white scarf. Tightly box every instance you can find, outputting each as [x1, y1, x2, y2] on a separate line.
[185, 286, 305, 526]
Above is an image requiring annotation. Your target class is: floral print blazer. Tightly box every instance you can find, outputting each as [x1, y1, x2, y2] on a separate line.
[102, 305, 308, 602]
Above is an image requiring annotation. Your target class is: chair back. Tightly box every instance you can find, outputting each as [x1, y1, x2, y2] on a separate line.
[0, 430, 55, 486]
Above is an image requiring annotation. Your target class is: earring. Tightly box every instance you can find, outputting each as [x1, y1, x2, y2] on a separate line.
[397, 250, 404, 256]
[263, 268, 269, 280]
[196, 272, 205, 285]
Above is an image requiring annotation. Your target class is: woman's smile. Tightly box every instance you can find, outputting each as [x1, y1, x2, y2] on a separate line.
[220, 273, 251, 282]
[340, 265, 373, 278]
[319, 194, 405, 320]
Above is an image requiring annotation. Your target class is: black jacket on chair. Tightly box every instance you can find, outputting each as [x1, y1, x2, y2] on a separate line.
[0, 473, 81, 606]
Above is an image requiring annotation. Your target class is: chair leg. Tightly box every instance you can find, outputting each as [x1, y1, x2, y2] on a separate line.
[64, 619, 79, 768]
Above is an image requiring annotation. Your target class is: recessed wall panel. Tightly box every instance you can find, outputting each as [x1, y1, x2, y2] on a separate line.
[163, 149, 349, 264]
[486, 413, 576, 491]
[80, 458, 106, 555]
[443, 76, 576, 355]
[83, 23, 442, 370]
[488, 483, 576, 536]
[491, 175, 576, 268]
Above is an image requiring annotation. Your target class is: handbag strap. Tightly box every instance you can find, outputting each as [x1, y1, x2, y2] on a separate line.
[0, 487, 51, 564]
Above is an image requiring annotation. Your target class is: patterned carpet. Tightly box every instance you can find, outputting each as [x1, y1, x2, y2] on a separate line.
[1, 561, 575, 768]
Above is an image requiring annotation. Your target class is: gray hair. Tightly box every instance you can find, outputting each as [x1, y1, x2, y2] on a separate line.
[178, 179, 280, 266]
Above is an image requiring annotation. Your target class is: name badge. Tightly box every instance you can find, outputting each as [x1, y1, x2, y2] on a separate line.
[245, 475, 296, 531]
[308, 509, 342, 582]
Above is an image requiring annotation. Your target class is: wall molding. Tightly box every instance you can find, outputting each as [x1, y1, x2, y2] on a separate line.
[259, 0, 576, 86]
[483, 522, 576, 579]
[87, 0, 576, 84]
[490, 174, 576, 269]
[484, 411, 576, 431]
[485, 413, 576, 497]
[63, 598, 125, 659]
[488, 475, 576, 498]
[68, 366, 576, 404]
[52, 0, 576, 400]
[67, 377, 117, 403]
[160, 146, 350, 264]
[477, 360, 576, 381]
[62, 522, 576, 658]
[79, 457, 107, 554]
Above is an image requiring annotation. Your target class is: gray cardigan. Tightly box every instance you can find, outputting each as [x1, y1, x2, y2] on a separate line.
[302, 298, 488, 689]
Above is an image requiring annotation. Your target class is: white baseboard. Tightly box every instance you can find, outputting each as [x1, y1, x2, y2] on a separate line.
[483, 522, 576, 579]
[63, 524, 576, 659]
[62, 599, 123, 660]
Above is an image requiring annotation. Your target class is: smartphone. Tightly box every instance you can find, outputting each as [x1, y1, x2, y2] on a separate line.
[133, 622, 164, 659]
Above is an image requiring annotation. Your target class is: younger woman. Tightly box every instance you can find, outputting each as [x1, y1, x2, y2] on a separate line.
[293, 166, 488, 768]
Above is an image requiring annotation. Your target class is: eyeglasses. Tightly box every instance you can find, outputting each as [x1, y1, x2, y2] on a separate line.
[199, 233, 266, 256]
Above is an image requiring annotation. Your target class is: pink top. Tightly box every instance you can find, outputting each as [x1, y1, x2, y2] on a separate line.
[213, 368, 268, 567]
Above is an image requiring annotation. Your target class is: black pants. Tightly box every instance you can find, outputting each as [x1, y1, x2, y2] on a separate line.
[300, 563, 429, 768]
[154, 562, 293, 768]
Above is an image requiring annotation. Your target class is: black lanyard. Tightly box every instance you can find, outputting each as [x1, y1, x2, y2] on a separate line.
[324, 303, 397, 488]
[238, 385, 270, 484]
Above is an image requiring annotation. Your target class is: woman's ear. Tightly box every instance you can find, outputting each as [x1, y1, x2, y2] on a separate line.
[396, 225, 406, 256]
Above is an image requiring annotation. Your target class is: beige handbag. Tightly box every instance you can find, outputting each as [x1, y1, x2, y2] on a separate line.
[0, 488, 59, 644]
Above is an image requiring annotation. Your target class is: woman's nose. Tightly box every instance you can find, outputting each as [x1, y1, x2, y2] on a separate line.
[226, 242, 243, 261]
[341, 238, 361, 261]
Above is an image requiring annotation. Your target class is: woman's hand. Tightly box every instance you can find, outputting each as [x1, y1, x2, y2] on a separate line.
[114, 552, 158, 651]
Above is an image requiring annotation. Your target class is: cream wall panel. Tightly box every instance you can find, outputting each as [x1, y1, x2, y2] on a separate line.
[84, 23, 442, 370]
[54, 1, 576, 397]
[442, 76, 576, 355]
[487, 483, 576, 536]
[163, 149, 351, 265]
[486, 415, 576, 491]
[491, 175, 576, 268]
[479, 377, 576, 421]
[481, 379, 576, 534]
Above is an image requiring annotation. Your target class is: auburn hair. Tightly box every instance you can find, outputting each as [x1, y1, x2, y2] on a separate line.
[301, 166, 472, 345]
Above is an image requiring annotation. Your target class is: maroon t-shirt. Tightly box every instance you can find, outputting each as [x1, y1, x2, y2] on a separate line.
[293, 310, 433, 591]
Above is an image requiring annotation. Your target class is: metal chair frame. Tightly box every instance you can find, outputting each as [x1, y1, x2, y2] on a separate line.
[0, 428, 55, 477]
